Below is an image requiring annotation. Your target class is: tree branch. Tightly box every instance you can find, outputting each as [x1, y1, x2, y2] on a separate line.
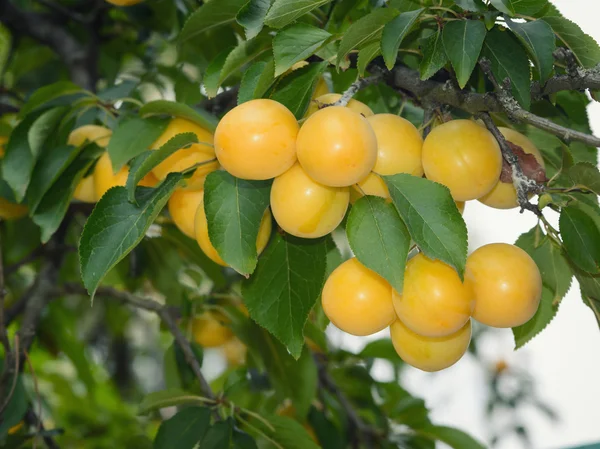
[333, 74, 383, 107]
[61, 283, 215, 400]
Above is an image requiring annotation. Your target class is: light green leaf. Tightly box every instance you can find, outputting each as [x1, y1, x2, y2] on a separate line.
[0, 24, 11, 77]
[204, 36, 271, 98]
[512, 286, 557, 349]
[443, 20, 487, 89]
[204, 171, 271, 275]
[237, 60, 275, 104]
[270, 61, 328, 119]
[107, 116, 169, 173]
[242, 233, 327, 358]
[566, 162, 600, 195]
[384, 174, 468, 277]
[381, 8, 424, 70]
[20, 81, 84, 116]
[346, 196, 410, 292]
[359, 339, 401, 361]
[79, 174, 183, 298]
[357, 42, 381, 77]
[483, 27, 531, 110]
[337, 8, 400, 67]
[139, 389, 210, 415]
[560, 206, 600, 274]
[574, 267, 600, 328]
[256, 415, 321, 449]
[492, 0, 549, 16]
[140, 100, 218, 133]
[179, 0, 247, 43]
[418, 425, 486, 449]
[237, 0, 272, 39]
[420, 30, 448, 80]
[273, 24, 331, 76]
[264, 0, 332, 29]
[507, 19, 555, 83]
[154, 407, 211, 449]
[490, 0, 515, 15]
[126, 133, 199, 203]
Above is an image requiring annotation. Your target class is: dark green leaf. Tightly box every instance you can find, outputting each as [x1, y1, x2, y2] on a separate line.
[242, 233, 327, 358]
[204, 171, 271, 275]
[507, 19, 555, 83]
[237, 60, 275, 104]
[107, 116, 169, 172]
[139, 389, 210, 415]
[0, 364, 27, 437]
[264, 0, 332, 29]
[574, 268, 600, 328]
[490, 0, 515, 15]
[79, 174, 183, 298]
[204, 48, 232, 99]
[28, 106, 68, 157]
[270, 61, 328, 119]
[454, 0, 485, 12]
[20, 81, 84, 116]
[420, 30, 449, 80]
[232, 430, 258, 449]
[346, 196, 410, 292]
[140, 100, 218, 133]
[384, 174, 468, 277]
[337, 8, 400, 67]
[153, 407, 211, 449]
[33, 144, 104, 242]
[418, 425, 486, 449]
[201, 419, 234, 449]
[179, 0, 247, 43]
[559, 206, 600, 273]
[381, 8, 424, 70]
[237, 0, 272, 39]
[126, 133, 199, 203]
[483, 27, 531, 109]
[357, 42, 381, 77]
[512, 286, 557, 349]
[273, 24, 331, 76]
[443, 20, 487, 88]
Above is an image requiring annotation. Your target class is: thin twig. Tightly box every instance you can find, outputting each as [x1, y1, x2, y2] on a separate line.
[333, 74, 383, 107]
[24, 348, 42, 449]
[24, 409, 62, 449]
[0, 225, 11, 355]
[0, 335, 19, 416]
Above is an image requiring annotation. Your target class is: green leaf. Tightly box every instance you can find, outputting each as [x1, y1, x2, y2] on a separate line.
[27, 144, 79, 213]
[574, 268, 600, 328]
[418, 425, 486, 449]
[566, 162, 600, 195]
[273, 24, 331, 77]
[482, 27, 531, 110]
[204, 48, 232, 99]
[490, 0, 515, 15]
[357, 42, 381, 77]
[33, 144, 104, 243]
[139, 389, 210, 415]
[0, 24, 11, 77]
[384, 174, 467, 277]
[337, 8, 400, 67]
[237, 0, 272, 39]
[381, 8, 424, 70]
[2, 112, 44, 201]
[28, 106, 67, 158]
[264, 0, 332, 29]
[107, 116, 169, 173]
[442, 20, 487, 89]
[540, 5, 600, 68]
[232, 430, 258, 449]
[454, 0, 485, 12]
[359, 338, 401, 361]
[201, 419, 234, 449]
[512, 286, 557, 349]
[420, 30, 449, 80]
[237, 60, 275, 104]
[346, 196, 410, 292]
[204, 171, 271, 275]
[179, 0, 247, 43]
[492, 0, 548, 16]
[507, 19, 555, 83]
[0, 363, 27, 437]
[153, 407, 211, 449]
[256, 415, 321, 449]
[242, 233, 327, 358]
[126, 133, 199, 203]
[204, 36, 271, 98]
[560, 206, 600, 274]
[140, 100, 218, 133]
[20, 81, 84, 116]
[270, 61, 328, 119]
[79, 175, 183, 298]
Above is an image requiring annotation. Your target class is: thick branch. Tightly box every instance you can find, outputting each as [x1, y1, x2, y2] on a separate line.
[61, 284, 215, 400]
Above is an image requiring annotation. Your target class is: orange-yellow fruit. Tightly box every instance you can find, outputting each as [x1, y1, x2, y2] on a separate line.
[8, 421, 24, 435]
[390, 319, 472, 372]
[393, 253, 473, 338]
[0, 197, 27, 220]
[222, 338, 247, 367]
[168, 189, 204, 239]
[322, 258, 396, 336]
[74, 174, 96, 203]
[93, 153, 158, 199]
[367, 114, 424, 176]
[214, 99, 299, 180]
[192, 311, 233, 348]
[456, 201, 465, 214]
[422, 120, 502, 201]
[68, 125, 112, 148]
[151, 117, 217, 190]
[479, 127, 545, 209]
[105, 0, 143, 5]
[350, 172, 390, 204]
[296, 106, 377, 187]
[306, 93, 373, 118]
[0, 135, 8, 157]
[270, 163, 349, 238]
[195, 196, 272, 266]
[464, 243, 542, 328]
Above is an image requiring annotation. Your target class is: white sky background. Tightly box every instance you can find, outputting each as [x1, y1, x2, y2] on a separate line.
[330, 1, 600, 448]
